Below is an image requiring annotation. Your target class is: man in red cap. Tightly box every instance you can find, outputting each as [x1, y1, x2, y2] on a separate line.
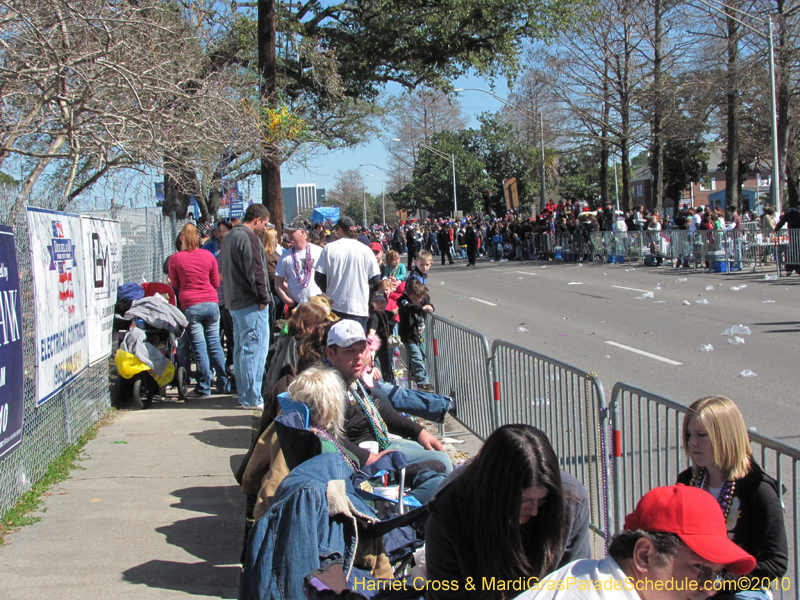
[369, 241, 385, 268]
[518, 485, 755, 600]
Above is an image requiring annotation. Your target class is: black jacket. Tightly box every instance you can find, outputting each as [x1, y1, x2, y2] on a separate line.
[437, 229, 452, 250]
[677, 460, 788, 587]
[775, 208, 800, 230]
[397, 292, 432, 345]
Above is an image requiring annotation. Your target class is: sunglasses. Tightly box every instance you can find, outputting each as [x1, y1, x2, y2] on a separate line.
[675, 556, 723, 584]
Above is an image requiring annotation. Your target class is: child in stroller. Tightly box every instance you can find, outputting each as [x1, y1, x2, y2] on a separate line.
[114, 282, 189, 409]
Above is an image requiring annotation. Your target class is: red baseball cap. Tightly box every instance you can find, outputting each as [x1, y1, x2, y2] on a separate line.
[624, 485, 755, 575]
[369, 242, 382, 252]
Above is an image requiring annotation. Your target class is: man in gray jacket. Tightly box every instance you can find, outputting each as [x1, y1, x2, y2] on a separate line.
[218, 204, 271, 409]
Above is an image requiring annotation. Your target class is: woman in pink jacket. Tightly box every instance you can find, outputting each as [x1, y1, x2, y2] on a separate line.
[169, 223, 230, 397]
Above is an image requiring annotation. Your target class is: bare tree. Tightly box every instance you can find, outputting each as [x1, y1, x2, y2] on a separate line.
[0, 0, 263, 222]
[327, 168, 366, 208]
[537, 0, 650, 211]
[384, 88, 467, 188]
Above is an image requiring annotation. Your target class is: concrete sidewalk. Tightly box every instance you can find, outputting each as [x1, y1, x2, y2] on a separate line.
[0, 393, 250, 600]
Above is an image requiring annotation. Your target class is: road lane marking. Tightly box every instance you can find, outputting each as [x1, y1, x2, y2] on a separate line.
[515, 271, 539, 276]
[604, 341, 682, 365]
[612, 285, 651, 293]
[470, 297, 497, 306]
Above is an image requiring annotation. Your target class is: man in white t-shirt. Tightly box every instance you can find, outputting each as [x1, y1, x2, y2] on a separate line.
[274, 218, 323, 308]
[519, 485, 754, 600]
[690, 207, 703, 232]
[314, 216, 380, 329]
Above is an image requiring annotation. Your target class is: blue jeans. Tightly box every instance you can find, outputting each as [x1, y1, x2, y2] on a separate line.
[178, 302, 229, 395]
[405, 342, 429, 385]
[377, 381, 451, 423]
[388, 438, 452, 475]
[230, 304, 270, 407]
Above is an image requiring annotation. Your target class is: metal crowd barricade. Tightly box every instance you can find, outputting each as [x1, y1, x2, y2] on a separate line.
[428, 314, 497, 440]
[492, 341, 611, 552]
[582, 229, 781, 274]
[777, 229, 800, 276]
[608, 383, 690, 532]
[609, 382, 799, 599]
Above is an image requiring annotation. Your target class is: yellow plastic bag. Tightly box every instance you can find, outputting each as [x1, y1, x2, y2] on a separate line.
[114, 350, 174, 387]
[153, 362, 175, 387]
[115, 350, 150, 379]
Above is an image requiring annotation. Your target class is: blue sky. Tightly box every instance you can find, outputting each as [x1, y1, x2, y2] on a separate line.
[279, 75, 512, 198]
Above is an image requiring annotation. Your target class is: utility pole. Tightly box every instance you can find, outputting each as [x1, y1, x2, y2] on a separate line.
[540, 113, 546, 212]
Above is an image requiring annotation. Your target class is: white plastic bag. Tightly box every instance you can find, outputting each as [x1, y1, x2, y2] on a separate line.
[721, 324, 752, 336]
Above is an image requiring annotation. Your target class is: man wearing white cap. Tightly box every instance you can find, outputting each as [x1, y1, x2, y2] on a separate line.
[323, 319, 452, 497]
[518, 484, 756, 600]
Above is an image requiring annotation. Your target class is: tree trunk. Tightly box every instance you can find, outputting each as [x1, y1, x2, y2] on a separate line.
[776, 0, 792, 207]
[725, 10, 740, 211]
[786, 160, 799, 208]
[600, 52, 611, 207]
[162, 152, 201, 219]
[651, 0, 664, 212]
[619, 13, 633, 213]
[8, 133, 67, 223]
[259, 0, 283, 232]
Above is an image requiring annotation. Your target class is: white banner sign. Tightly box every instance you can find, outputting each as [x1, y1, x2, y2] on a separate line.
[27, 207, 88, 406]
[81, 216, 122, 365]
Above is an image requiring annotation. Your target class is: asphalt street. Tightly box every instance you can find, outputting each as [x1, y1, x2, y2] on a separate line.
[425, 256, 800, 446]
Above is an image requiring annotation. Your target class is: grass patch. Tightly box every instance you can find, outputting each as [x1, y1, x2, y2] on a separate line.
[0, 410, 116, 545]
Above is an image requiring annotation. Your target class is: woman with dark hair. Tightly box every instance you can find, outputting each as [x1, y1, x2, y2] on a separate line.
[424, 424, 591, 599]
[169, 222, 230, 397]
[677, 396, 787, 599]
[261, 302, 332, 397]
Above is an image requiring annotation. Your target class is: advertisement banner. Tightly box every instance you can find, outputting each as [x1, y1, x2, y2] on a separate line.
[226, 182, 243, 219]
[0, 225, 24, 460]
[26, 207, 88, 406]
[81, 217, 122, 365]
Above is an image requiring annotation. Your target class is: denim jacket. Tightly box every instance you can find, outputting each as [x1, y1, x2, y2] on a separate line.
[240, 452, 379, 600]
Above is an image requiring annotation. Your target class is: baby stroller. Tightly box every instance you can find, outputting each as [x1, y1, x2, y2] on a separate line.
[114, 282, 189, 409]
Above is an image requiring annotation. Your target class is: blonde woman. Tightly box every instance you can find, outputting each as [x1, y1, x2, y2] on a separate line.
[287, 365, 351, 455]
[677, 396, 787, 598]
[243, 365, 353, 519]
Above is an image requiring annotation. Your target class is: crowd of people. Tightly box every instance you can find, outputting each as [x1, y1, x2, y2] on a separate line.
[158, 205, 789, 599]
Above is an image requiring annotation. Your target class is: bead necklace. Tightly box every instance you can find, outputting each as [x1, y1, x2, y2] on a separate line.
[309, 426, 358, 471]
[691, 467, 737, 522]
[349, 380, 390, 451]
[292, 245, 313, 288]
[320, 357, 390, 451]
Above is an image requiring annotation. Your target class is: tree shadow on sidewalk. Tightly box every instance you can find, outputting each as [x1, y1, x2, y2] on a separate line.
[122, 484, 245, 597]
[190, 427, 251, 450]
[122, 560, 240, 598]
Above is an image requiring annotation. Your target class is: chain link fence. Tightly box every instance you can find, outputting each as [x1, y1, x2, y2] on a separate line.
[0, 201, 179, 517]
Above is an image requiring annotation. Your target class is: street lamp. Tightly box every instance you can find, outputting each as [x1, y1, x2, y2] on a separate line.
[393, 138, 458, 216]
[689, 0, 780, 213]
[454, 87, 547, 213]
[359, 163, 391, 176]
[365, 173, 385, 226]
